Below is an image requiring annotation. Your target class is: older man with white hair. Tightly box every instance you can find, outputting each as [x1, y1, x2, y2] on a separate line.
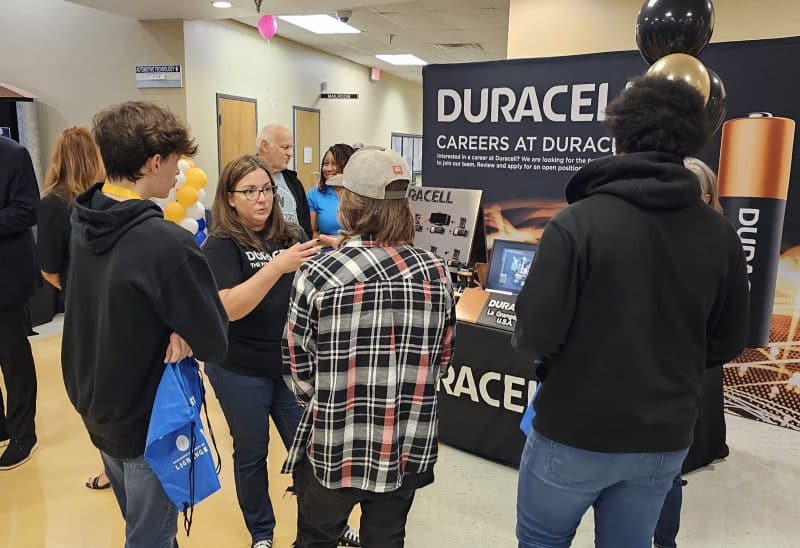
[256, 124, 313, 238]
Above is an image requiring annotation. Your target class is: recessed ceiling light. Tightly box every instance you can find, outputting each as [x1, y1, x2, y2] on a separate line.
[375, 54, 428, 66]
[211, 1, 233, 7]
[278, 15, 361, 34]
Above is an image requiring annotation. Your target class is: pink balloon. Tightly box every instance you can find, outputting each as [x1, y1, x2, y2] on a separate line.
[258, 15, 278, 40]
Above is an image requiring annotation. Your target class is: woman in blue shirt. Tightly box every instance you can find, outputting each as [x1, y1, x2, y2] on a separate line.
[307, 144, 354, 248]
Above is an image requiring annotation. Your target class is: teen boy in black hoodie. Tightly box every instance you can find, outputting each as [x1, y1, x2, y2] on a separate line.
[512, 77, 749, 548]
[61, 102, 228, 548]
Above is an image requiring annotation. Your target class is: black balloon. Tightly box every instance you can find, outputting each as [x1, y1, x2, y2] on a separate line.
[636, 0, 715, 64]
[705, 68, 727, 135]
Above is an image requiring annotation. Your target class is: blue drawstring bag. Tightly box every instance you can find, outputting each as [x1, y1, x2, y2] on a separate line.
[520, 382, 541, 436]
[520, 363, 543, 436]
[144, 358, 221, 534]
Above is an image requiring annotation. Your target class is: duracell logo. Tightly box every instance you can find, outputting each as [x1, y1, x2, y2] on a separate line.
[407, 188, 454, 204]
[245, 249, 282, 269]
[437, 83, 610, 124]
[737, 208, 760, 283]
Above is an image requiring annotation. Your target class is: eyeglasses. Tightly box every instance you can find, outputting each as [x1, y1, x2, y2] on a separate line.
[230, 185, 277, 201]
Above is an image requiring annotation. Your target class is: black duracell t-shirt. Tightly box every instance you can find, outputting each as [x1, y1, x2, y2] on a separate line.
[203, 228, 305, 378]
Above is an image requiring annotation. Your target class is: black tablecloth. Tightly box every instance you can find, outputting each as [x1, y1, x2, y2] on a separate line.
[438, 321, 727, 470]
[438, 321, 535, 467]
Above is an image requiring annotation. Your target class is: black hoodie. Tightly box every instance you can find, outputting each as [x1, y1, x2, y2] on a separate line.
[513, 152, 749, 453]
[62, 183, 228, 458]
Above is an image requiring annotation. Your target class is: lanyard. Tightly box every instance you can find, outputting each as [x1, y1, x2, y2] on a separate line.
[101, 182, 142, 200]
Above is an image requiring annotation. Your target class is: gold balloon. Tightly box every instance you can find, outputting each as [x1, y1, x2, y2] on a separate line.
[646, 53, 711, 104]
[176, 185, 199, 207]
[163, 201, 185, 223]
[184, 167, 207, 189]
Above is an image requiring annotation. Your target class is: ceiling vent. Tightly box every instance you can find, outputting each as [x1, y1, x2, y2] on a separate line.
[434, 42, 485, 52]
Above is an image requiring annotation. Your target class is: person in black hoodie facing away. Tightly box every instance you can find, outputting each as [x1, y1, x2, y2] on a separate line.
[61, 101, 228, 548]
[512, 76, 749, 548]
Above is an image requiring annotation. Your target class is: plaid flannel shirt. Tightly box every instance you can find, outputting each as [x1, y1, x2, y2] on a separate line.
[281, 237, 456, 493]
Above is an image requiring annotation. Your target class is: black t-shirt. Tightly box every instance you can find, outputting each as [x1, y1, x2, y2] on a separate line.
[203, 228, 305, 377]
[37, 193, 72, 289]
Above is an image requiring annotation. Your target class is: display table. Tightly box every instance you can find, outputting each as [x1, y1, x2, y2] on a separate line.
[438, 289, 727, 470]
[438, 311, 536, 467]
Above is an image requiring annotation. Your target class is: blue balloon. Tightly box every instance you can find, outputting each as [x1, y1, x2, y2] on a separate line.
[197, 218, 206, 232]
[194, 231, 207, 246]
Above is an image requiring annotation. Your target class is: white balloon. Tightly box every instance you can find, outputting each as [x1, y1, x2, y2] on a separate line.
[178, 159, 190, 173]
[167, 188, 177, 202]
[178, 218, 199, 234]
[186, 202, 206, 220]
[150, 197, 167, 208]
[198, 188, 206, 203]
[176, 172, 186, 188]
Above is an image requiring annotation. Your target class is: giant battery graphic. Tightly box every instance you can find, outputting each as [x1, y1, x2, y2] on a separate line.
[718, 114, 796, 348]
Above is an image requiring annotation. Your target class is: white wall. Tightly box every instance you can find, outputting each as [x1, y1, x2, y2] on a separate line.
[507, 0, 800, 59]
[183, 19, 422, 199]
[0, 0, 186, 175]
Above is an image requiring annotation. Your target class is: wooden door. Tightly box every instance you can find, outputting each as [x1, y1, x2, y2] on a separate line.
[293, 107, 320, 191]
[217, 94, 257, 172]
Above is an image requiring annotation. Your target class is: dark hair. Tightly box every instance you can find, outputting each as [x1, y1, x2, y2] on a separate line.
[604, 76, 710, 158]
[211, 154, 299, 252]
[318, 143, 355, 192]
[92, 101, 198, 182]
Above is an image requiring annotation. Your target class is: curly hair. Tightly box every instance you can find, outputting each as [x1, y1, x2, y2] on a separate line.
[604, 76, 710, 158]
[318, 143, 355, 192]
[92, 101, 198, 182]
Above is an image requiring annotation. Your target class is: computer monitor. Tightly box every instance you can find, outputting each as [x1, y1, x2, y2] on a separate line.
[485, 239, 537, 295]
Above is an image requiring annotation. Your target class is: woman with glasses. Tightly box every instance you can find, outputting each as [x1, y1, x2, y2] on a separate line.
[202, 154, 321, 548]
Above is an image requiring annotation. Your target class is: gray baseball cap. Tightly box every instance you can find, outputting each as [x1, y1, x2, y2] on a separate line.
[342, 146, 411, 200]
[326, 174, 345, 187]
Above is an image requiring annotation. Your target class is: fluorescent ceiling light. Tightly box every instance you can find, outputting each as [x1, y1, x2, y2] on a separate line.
[211, 1, 233, 7]
[278, 15, 361, 34]
[375, 54, 428, 66]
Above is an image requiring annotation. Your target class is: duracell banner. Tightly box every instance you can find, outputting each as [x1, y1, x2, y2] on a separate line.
[424, 37, 800, 431]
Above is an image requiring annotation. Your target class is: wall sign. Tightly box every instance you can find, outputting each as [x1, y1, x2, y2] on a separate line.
[320, 93, 358, 99]
[135, 64, 183, 89]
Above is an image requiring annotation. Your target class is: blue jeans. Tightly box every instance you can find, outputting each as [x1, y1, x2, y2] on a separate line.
[100, 452, 179, 548]
[205, 363, 304, 544]
[516, 429, 688, 548]
[653, 476, 683, 548]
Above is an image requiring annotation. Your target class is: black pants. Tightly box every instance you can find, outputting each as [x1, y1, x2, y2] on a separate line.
[0, 303, 37, 443]
[295, 460, 417, 548]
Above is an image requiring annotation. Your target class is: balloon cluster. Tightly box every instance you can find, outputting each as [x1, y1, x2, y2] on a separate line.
[636, 0, 727, 135]
[153, 158, 209, 246]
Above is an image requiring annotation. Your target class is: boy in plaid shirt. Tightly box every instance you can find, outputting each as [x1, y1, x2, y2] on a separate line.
[282, 147, 456, 548]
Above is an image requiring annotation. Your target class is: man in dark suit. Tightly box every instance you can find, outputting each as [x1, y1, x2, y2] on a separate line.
[0, 136, 40, 470]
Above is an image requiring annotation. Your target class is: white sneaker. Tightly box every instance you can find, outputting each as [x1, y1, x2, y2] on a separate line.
[252, 540, 273, 548]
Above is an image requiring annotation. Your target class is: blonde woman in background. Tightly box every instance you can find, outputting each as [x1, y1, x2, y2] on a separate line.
[685, 156, 723, 213]
[36, 127, 111, 490]
[654, 157, 727, 548]
[38, 127, 105, 292]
